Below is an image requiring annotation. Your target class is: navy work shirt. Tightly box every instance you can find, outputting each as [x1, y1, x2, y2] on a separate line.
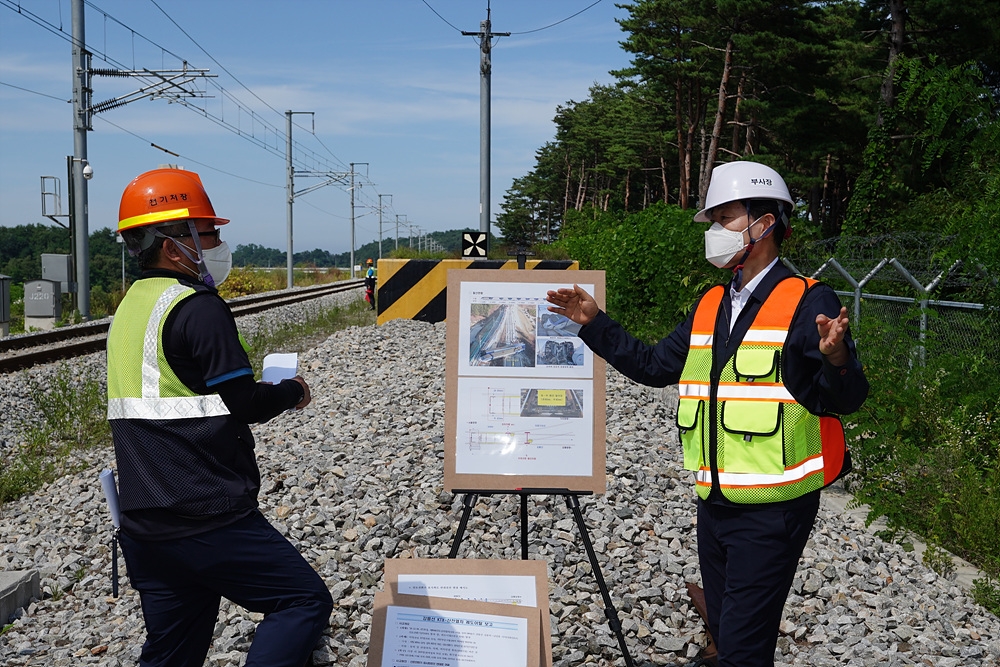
[121, 269, 304, 540]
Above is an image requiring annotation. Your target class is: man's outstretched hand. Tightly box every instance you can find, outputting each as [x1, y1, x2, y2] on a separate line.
[546, 284, 598, 326]
[816, 307, 850, 366]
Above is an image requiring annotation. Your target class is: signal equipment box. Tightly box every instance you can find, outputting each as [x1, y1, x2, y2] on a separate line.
[41, 253, 75, 294]
[24, 279, 61, 319]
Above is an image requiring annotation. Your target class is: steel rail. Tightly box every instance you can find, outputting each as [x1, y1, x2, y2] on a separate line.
[0, 279, 364, 375]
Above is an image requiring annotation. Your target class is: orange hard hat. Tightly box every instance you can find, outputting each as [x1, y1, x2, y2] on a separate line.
[366, 258, 373, 264]
[118, 168, 229, 233]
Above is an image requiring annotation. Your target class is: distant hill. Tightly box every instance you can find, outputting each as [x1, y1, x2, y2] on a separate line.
[233, 229, 501, 268]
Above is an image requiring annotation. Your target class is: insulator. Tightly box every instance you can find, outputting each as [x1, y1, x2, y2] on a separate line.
[91, 97, 130, 114]
[90, 68, 131, 78]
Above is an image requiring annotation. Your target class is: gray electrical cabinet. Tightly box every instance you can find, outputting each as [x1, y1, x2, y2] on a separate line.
[41, 253, 74, 294]
[24, 279, 61, 319]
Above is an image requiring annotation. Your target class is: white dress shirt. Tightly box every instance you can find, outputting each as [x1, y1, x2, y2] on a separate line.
[729, 256, 780, 333]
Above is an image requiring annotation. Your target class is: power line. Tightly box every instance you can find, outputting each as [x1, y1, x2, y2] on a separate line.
[144, 0, 350, 168]
[299, 198, 351, 220]
[2, 0, 353, 186]
[420, 0, 463, 32]
[0, 80, 69, 102]
[421, 1, 606, 38]
[94, 115, 284, 189]
[146, 1, 292, 130]
[83, 0, 186, 63]
[509, 0, 604, 35]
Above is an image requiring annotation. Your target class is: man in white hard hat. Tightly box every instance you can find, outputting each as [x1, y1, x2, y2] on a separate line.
[547, 161, 868, 667]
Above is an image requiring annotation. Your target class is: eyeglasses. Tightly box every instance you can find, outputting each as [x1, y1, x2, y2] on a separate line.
[167, 230, 221, 243]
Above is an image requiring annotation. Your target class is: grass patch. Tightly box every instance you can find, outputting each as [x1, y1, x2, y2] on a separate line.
[218, 267, 347, 299]
[973, 577, 1000, 617]
[0, 364, 110, 505]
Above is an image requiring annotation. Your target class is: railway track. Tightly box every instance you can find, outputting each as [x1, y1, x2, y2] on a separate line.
[0, 279, 365, 374]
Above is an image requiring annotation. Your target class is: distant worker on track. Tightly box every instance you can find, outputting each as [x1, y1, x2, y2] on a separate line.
[547, 161, 869, 667]
[106, 167, 333, 667]
[364, 258, 376, 311]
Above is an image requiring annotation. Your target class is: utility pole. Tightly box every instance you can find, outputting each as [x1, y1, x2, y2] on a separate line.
[64, 0, 212, 316]
[285, 111, 316, 290]
[463, 4, 509, 256]
[378, 193, 391, 260]
[348, 163, 368, 278]
[71, 0, 91, 319]
[285, 111, 294, 289]
[349, 164, 355, 278]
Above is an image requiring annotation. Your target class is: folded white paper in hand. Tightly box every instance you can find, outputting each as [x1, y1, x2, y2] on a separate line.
[262, 352, 298, 384]
[100, 468, 121, 529]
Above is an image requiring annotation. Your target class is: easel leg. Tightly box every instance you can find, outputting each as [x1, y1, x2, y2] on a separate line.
[448, 493, 479, 559]
[565, 494, 635, 667]
[520, 493, 529, 560]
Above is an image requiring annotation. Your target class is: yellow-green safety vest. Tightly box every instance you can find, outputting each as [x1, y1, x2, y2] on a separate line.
[676, 276, 848, 504]
[107, 277, 230, 420]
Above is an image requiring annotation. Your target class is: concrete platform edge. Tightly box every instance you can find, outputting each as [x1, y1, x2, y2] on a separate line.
[0, 570, 41, 625]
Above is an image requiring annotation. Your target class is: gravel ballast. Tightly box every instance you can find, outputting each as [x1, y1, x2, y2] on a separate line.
[1, 303, 999, 666]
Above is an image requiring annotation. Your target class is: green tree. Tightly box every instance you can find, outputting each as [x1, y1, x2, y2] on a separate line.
[0, 224, 71, 282]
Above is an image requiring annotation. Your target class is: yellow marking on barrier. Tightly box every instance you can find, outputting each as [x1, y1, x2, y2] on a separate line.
[374, 257, 405, 284]
[377, 259, 472, 324]
[374, 258, 579, 325]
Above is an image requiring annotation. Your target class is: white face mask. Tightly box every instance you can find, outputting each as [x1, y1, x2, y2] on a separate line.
[172, 238, 232, 287]
[201, 241, 232, 286]
[704, 223, 749, 268]
[704, 217, 767, 268]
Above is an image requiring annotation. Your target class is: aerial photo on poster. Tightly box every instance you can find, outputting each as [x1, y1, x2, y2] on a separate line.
[458, 281, 592, 380]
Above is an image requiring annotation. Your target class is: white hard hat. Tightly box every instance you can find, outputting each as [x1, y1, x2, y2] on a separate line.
[694, 161, 793, 223]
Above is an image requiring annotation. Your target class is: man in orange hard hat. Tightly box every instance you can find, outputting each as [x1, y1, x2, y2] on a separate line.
[107, 168, 332, 667]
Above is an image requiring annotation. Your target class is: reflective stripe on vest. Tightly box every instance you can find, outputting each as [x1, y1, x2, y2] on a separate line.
[676, 276, 847, 504]
[107, 279, 229, 420]
[694, 453, 825, 488]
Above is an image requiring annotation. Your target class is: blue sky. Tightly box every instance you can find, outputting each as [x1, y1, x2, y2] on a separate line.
[0, 0, 632, 256]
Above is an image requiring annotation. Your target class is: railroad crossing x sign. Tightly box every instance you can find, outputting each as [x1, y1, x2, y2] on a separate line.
[462, 232, 488, 258]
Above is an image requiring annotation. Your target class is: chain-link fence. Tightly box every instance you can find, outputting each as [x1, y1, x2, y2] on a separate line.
[785, 234, 995, 367]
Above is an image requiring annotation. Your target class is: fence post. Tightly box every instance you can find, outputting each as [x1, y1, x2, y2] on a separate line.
[787, 257, 863, 327]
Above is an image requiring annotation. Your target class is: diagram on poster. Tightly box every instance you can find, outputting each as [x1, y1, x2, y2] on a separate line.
[458, 281, 593, 379]
[455, 377, 593, 477]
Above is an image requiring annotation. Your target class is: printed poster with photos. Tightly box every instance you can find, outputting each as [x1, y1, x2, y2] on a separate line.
[444, 269, 607, 494]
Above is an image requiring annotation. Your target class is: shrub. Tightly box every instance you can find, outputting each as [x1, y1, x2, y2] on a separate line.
[217, 267, 276, 298]
[848, 306, 1000, 578]
[556, 202, 722, 341]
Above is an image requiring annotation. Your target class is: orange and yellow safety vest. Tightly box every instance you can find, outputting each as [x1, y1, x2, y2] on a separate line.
[676, 276, 849, 503]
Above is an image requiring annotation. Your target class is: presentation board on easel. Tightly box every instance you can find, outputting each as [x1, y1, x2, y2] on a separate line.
[444, 269, 607, 494]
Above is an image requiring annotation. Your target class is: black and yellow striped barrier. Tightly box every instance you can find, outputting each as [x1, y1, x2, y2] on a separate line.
[375, 259, 578, 325]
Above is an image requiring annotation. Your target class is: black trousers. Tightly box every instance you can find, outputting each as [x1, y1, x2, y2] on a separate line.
[697, 495, 819, 667]
[120, 510, 333, 667]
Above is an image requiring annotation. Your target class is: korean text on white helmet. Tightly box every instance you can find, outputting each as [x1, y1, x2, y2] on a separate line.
[693, 161, 793, 223]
